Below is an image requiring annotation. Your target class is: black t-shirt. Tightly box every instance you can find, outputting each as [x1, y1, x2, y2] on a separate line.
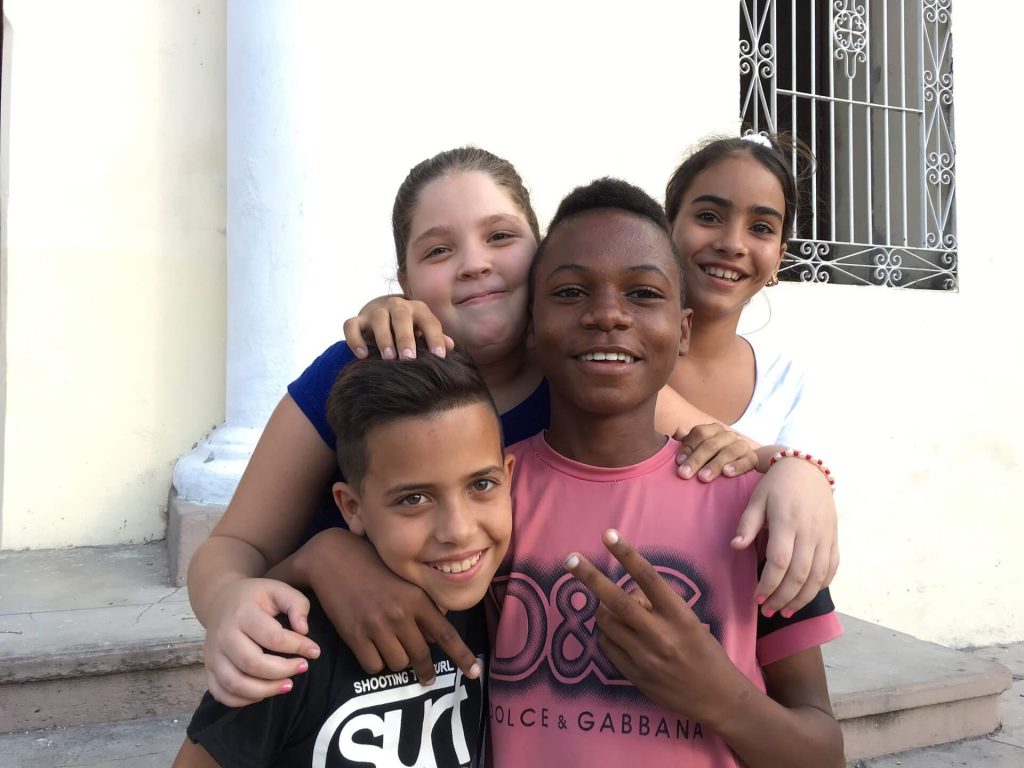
[188, 598, 488, 767]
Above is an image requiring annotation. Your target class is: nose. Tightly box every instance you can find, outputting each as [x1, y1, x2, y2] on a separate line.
[714, 220, 747, 258]
[433, 499, 475, 546]
[582, 287, 631, 331]
[458, 242, 492, 280]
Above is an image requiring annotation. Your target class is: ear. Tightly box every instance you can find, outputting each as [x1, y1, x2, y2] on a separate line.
[503, 453, 516, 483]
[332, 481, 367, 536]
[677, 308, 694, 357]
[525, 317, 537, 351]
[772, 242, 787, 279]
[397, 269, 409, 297]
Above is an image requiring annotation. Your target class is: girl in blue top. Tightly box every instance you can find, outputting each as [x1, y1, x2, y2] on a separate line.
[187, 147, 838, 707]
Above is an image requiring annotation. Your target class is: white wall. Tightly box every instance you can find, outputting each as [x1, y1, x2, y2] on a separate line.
[744, 2, 1024, 647]
[276, 0, 741, 369]
[1, 1, 227, 548]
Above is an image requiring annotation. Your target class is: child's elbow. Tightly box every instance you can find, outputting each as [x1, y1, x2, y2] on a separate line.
[818, 716, 846, 768]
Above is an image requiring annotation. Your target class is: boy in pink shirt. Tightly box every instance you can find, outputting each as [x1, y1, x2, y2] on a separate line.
[487, 179, 843, 767]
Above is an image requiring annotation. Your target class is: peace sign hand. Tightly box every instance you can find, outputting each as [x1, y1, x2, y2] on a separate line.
[564, 529, 746, 728]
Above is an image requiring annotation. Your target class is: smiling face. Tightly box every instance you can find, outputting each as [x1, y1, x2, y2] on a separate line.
[399, 172, 538, 366]
[332, 402, 514, 612]
[670, 152, 787, 321]
[530, 209, 691, 421]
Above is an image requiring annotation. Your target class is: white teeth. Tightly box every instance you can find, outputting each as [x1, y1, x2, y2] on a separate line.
[578, 351, 635, 363]
[434, 552, 483, 574]
[702, 265, 742, 281]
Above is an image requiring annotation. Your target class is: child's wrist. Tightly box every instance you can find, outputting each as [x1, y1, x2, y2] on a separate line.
[300, 527, 368, 594]
[296, 528, 340, 590]
[755, 444, 786, 474]
[280, 530, 337, 590]
[768, 448, 835, 491]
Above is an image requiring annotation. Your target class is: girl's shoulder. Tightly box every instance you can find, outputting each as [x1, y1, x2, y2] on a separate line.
[743, 333, 811, 405]
[287, 341, 360, 448]
[744, 333, 804, 380]
[299, 340, 361, 379]
[736, 334, 818, 447]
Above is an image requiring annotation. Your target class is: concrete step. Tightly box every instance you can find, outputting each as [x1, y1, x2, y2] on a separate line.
[0, 713, 191, 768]
[824, 615, 1013, 760]
[0, 543, 206, 734]
[0, 543, 1014, 760]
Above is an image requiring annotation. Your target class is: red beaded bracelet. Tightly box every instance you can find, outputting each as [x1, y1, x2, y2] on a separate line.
[769, 449, 835, 491]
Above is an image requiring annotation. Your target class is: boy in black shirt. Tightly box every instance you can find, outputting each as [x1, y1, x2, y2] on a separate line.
[174, 347, 514, 767]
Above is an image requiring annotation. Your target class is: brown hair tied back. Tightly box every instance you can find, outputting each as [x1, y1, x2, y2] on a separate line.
[664, 132, 815, 246]
[391, 147, 541, 274]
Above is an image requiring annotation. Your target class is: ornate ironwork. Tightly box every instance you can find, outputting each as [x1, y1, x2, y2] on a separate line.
[833, 1, 868, 79]
[780, 241, 957, 290]
[739, 0, 958, 291]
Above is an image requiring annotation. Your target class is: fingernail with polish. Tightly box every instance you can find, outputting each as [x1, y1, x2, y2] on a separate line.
[308, 645, 320, 659]
[782, 609, 794, 619]
[281, 681, 293, 693]
[698, 468, 712, 481]
[355, 347, 367, 358]
[432, 346, 447, 358]
[400, 348, 415, 360]
[762, 608, 776, 618]
[564, 553, 580, 569]
[680, 464, 693, 478]
[468, 662, 481, 679]
[382, 347, 396, 360]
[724, 464, 735, 475]
[756, 595, 767, 606]
[604, 529, 620, 545]
[297, 661, 308, 674]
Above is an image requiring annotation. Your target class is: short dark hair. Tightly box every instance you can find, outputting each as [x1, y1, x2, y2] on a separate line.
[392, 147, 541, 273]
[326, 342, 501, 490]
[529, 177, 684, 303]
[664, 132, 813, 245]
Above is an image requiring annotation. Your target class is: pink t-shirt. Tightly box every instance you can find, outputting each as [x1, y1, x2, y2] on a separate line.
[487, 433, 842, 767]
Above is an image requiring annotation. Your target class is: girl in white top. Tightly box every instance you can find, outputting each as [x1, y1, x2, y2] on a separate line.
[660, 132, 835, 616]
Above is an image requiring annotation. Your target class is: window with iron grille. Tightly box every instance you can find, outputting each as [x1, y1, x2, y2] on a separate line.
[740, 0, 957, 289]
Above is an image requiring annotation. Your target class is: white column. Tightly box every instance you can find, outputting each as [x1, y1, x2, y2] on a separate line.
[172, 0, 309, 505]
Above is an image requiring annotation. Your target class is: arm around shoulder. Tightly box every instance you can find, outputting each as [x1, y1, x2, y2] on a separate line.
[185, 394, 337, 706]
[187, 394, 337, 624]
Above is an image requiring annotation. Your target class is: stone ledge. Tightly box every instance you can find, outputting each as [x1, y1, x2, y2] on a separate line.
[167, 490, 226, 586]
[824, 615, 1013, 760]
[0, 665, 206, 733]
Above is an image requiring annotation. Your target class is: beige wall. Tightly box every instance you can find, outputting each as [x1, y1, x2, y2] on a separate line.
[1, 1, 226, 548]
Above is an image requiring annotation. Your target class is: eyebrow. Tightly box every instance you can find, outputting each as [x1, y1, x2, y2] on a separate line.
[546, 262, 673, 281]
[383, 465, 504, 496]
[691, 194, 783, 221]
[410, 214, 523, 248]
